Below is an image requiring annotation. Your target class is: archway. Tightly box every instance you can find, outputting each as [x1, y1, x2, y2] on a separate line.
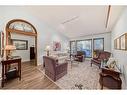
[6, 19, 37, 66]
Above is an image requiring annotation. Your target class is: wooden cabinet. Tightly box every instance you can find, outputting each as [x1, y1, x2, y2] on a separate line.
[30, 47, 35, 60]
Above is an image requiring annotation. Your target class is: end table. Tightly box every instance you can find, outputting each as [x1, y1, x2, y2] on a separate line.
[1, 57, 21, 87]
[100, 62, 122, 89]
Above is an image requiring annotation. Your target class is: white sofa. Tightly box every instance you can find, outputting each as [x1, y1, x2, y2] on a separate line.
[50, 51, 69, 62]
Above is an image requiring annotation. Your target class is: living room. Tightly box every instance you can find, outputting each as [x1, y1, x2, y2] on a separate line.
[0, 4, 127, 91]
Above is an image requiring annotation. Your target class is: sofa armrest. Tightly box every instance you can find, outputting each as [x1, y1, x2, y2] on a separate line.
[93, 57, 99, 60]
[56, 62, 68, 68]
[56, 62, 68, 74]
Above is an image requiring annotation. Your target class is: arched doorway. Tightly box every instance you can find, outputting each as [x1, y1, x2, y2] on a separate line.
[6, 19, 37, 66]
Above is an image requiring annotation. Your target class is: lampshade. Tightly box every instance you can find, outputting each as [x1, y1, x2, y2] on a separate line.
[45, 45, 51, 51]
[5, 45, 16, 50]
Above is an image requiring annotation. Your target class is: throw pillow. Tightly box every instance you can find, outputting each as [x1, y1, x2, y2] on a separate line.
[107, 57, 119, 69]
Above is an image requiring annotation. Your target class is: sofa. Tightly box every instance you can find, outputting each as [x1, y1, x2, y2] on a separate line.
[43, 51, 69, 67]
[43, 56, 68, 81]
[91, 51, 111, 68]
[50, 51, 69, 61]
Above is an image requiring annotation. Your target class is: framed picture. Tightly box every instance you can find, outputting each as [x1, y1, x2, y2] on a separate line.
[120, 33, 127, 50]
[12, 39, 28, 50]
[93, 38, 104, 51]
[116, 38, 120, 50]
[53, 41, 61, 51]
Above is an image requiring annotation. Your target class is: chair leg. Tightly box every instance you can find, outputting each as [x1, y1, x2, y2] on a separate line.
[91, 63, 92, 67]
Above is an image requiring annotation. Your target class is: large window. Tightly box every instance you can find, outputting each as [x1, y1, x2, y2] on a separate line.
[77, 39, 92, 58]
[70, 38, 104, 58]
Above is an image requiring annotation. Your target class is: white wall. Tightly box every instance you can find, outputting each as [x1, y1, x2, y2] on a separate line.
[71, 32, 111, 52]
[0, 7, 69, 65]
[11, 33, 35, 62]
[111, 7, 127, 89]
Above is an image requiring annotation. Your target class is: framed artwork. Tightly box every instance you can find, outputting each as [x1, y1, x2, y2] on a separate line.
[12, 39, 28, 50]
[93, 38, 104, 51]
[53, 41, 61, 51]
[120, 33, 127, 50]
[116, 38, 120, 50]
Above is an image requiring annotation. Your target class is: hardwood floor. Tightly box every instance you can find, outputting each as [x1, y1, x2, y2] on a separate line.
[0, 61, 60, 89]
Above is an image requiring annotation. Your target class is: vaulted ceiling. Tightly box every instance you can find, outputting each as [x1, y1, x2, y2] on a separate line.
[1, 6, 125, 38]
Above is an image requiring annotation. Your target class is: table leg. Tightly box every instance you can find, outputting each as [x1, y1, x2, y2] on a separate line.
[2, 63, 4, 88]
[19, 61, 21, 81]
[71, 60, 72, 69]
[118, 78, 122, 89]
[100, 74, 103, 89]
[101, 77, 103, 89]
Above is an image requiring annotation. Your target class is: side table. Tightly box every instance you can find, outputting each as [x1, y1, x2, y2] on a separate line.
[100, 62, 122, 89]
[1, 57, 21, 87]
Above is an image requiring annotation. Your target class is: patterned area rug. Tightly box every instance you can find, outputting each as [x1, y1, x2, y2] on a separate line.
[38, 60, 101, 89]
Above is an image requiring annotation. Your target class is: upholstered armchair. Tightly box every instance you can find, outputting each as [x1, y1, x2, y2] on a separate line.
[74, 51, 86, 62]
[43, 56, 68, 81]
[91, 51, 111, 68]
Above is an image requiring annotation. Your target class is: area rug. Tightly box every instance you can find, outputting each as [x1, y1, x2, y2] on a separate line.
[38, 60, 101, 89]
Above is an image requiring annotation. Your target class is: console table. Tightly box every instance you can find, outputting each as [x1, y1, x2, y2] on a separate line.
[1, 57, 21, 87]
[99, 62, 122, 89]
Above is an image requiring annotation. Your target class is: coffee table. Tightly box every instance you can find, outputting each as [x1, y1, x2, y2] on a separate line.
[65, 57, 79, 68]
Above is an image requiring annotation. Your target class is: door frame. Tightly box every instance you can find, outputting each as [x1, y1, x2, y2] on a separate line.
[6, 19, 38, 66]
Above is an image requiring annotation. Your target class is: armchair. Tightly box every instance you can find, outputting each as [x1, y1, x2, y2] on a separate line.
[43, 56, 68, 81]
[74, 51, 86, 62]
[91, 51, 111, 68]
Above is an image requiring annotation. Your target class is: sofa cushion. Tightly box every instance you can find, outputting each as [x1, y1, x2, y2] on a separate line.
[50, 52, 69, 61]
[58, 59, 66, 65]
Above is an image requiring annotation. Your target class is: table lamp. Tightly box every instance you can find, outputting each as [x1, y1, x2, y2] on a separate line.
[5, 45, 16, 59]
[45, 45, 51, 56]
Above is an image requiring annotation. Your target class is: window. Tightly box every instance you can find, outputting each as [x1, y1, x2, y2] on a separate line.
[93, 38, 104, 51]
[70, 41, 76, 54]
[70, 38, 104, 58]
[77, 39, 92, 58]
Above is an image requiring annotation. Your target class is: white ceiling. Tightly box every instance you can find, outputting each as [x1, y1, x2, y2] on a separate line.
[1, 6, 125, 38]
